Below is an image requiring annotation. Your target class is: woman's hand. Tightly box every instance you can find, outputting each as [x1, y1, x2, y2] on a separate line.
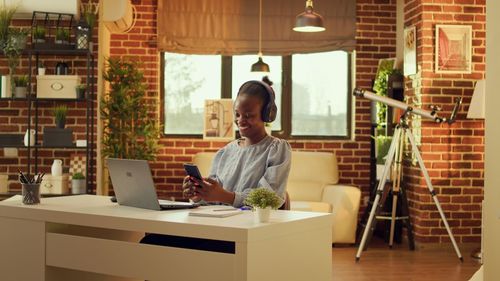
[182, 176, 202, 202]
[194, 178, 235, 205]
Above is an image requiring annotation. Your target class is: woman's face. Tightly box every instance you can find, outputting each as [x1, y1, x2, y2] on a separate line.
[234, 94, 265, 138]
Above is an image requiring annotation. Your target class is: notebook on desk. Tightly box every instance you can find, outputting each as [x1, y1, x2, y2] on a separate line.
[107, 158, 198, 211]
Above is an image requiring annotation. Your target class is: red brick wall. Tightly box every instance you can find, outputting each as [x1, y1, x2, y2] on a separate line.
[403, 0, 485, 243]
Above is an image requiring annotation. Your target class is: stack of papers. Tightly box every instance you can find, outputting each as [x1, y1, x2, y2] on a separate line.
[189, 207, 242, 218]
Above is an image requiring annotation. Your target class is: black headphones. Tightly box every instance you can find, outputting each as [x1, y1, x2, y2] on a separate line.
[237, 80, 277, 123]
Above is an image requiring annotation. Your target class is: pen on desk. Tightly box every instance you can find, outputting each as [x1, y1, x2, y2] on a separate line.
[212, 208, 238, 212]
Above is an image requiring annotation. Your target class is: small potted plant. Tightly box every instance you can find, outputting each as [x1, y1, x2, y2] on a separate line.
[244, 187, 282, 222]
[13, 75, 28, 98]
[33, 26, 46, 43]
[37, 61, 46, 75]
[75, 84, 87, 99]
[71, 172, 86, 194]
[53, 105, 68, 128]
[55, 27, 69, 44]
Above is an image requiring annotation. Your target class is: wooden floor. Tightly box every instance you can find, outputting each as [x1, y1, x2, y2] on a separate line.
[331, 239, 481, 281]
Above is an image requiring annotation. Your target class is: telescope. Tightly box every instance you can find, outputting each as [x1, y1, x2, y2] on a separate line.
[353, 88, 462, 124]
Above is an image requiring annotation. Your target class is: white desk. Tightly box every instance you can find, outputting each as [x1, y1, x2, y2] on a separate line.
[0, 195, 332, 281]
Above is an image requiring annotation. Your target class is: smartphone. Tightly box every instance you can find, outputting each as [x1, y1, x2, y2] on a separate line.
[183, 163, 203, 180]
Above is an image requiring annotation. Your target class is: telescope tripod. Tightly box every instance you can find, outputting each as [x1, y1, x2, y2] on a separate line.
[356, 118, 463, 261]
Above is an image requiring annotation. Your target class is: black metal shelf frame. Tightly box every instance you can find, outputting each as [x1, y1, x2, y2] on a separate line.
[25, 49, 95, 194]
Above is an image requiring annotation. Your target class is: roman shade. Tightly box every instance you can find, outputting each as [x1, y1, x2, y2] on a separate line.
[157, 0, 356, 55]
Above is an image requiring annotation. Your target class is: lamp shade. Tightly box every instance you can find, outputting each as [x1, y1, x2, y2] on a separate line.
[293, 0, 325, 32]
[251, 57, 270, 73]
[467, 80, 485, 119]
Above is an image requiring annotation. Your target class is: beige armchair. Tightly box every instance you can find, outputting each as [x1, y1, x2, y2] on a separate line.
[193, 150, 361, 244]
[287, 151, 361, 244]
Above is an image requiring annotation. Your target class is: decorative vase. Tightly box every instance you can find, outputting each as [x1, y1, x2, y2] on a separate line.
[255, 207, 272, 223]
[51, 159, 63, 176]
[23, 129, 36, 147]
[14, 87, 27, 98]
[71, 179, 86, 194]
[55, 119, 66, 129]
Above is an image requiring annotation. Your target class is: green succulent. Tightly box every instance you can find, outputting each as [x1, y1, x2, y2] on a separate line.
[244, 187, 282, 209]
[72, 172, 85, 180]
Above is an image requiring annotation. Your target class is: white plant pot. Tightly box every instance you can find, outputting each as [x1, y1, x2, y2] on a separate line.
[14, 87, 27, 98]
[38, 68, 46, 75]
[71, 179, 86, 194]
[255, 207, 272, 223]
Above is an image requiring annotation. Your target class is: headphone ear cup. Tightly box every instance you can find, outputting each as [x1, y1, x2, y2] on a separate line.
[262, 102, 277, 123]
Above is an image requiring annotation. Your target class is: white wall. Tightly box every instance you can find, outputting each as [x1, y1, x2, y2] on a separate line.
[484, 1, 500, 279]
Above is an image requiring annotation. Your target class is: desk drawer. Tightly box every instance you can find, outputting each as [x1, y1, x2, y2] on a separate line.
[46, 233, 234, 281]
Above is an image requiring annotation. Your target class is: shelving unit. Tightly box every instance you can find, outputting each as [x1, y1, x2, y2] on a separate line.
[0, 48, 95, 194]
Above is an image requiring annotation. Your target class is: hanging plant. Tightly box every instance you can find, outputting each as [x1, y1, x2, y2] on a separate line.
[100, 58, 159, 160]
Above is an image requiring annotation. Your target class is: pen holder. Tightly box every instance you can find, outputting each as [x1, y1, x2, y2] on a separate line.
[22, 183, 41, 205]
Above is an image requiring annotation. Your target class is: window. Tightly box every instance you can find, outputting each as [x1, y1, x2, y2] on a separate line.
[291, 51, 350, 137]
[162, 51, 352, 139]
[163, 53, 221, 135]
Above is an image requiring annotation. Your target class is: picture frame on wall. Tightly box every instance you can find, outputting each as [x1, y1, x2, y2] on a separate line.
[404, 25, 417, 76]
[435, 24, 472, 74]
[203, 99, 234, 140]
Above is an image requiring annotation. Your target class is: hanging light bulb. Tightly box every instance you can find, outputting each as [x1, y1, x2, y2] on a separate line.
[251, 0, 270, 73]
[293, 0, 325, 32]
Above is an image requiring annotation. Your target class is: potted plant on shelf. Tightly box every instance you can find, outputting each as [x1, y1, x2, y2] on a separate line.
[244, 187, 282, 223]
[32, 26, 46, 44]
[38, 61, 46, 75]
[75, 84, 86, 99]
[71, 172, 86, 194]
[53, 105, 68, 129]
[13, 75, 28, 98]
[55, 27, 69, 44]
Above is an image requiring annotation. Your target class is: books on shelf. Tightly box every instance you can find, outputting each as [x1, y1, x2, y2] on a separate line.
[189, 207, 242, 218]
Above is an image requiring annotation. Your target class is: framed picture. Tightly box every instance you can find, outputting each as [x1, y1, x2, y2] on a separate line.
[404, 25, 417, 76]
[435, 24, 472, 74]
[203, 99, 235, 140]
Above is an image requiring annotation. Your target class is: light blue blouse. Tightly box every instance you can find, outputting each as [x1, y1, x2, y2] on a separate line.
[208, 135, 292, 207]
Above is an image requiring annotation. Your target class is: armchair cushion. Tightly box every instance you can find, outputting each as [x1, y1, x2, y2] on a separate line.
[290, 201, 332, 213]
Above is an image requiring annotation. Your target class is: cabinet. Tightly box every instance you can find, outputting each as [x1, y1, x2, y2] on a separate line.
[0, 49, 95, 194]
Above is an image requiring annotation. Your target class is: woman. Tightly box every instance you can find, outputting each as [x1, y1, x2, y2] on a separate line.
[141, 78, 291, 252]
[183, 77, 291, 208]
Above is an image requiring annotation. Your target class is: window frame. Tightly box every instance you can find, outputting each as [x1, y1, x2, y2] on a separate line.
[161, 53, 353, 140]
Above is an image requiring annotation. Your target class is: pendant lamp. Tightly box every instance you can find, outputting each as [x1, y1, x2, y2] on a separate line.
[251, 0, 270, 73]
[293, 0, 325, 32]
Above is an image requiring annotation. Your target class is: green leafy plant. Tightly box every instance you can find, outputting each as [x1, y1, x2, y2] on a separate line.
[72, 172, 85, 180]
[55, 27, 69, 41]
[375, 135, 393, 164]
[33, 26, 46, 40]
[13, 75, 28, 87]
[101, 58, 159, 160]
[0, 2, 17, 46]
[244, 187, 282, 209]
[53, 105, 68, 124]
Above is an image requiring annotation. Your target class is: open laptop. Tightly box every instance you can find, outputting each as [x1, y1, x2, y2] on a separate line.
[107, 158, 198, 210]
